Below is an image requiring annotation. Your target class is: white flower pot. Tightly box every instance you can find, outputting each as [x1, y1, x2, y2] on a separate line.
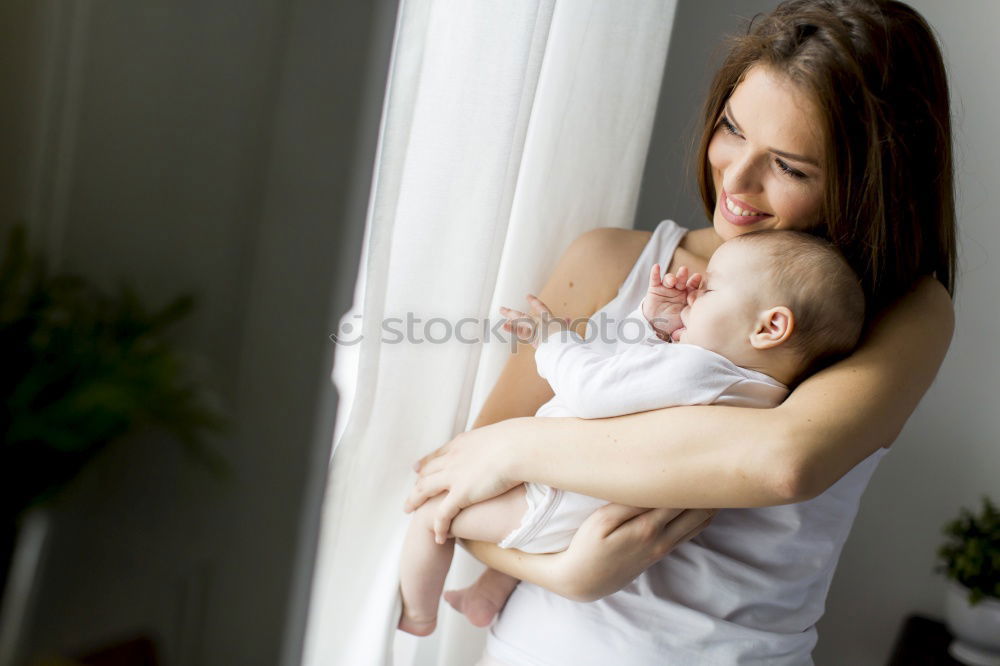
[944, 578, 1000, 666]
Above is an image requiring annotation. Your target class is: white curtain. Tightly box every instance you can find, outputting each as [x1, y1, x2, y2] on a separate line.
[303, 1, 678, 665]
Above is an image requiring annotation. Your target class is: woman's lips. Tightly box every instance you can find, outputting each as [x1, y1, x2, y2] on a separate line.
[720, 190, 771, 226]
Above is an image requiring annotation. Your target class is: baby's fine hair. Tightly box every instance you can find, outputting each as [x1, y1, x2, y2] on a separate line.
[730, 230, 865, 374]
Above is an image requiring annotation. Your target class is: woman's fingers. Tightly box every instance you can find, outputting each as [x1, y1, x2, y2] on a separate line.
[413, 445, 448, 473]
[687, 272, 703, 290]
[559, 504, 698, 600]
[592, 505, 715, 557]
[651, 508, 717, 554]
[677, 510, 715, 542]
[593, 503, 656, 524]
[433, 496, 463, 545]
[403, 471, 447, 513]
[591, 503, 682, 537]
[417, 454, 447, 479]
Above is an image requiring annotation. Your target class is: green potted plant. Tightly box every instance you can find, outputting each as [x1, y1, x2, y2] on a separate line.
[936, 495, 1000, 665]
[0, 224, 228, 598]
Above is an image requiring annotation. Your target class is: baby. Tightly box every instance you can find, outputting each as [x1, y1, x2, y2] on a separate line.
[397, 229, 865, 636]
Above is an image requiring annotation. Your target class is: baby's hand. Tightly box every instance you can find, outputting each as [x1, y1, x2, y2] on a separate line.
[499, 294, 570, 349]
[643, 264, 702, 340]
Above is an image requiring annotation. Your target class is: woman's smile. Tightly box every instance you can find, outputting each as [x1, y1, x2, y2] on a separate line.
[720, 190, 771, 226]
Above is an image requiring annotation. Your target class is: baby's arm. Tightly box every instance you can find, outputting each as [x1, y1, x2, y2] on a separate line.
[533, 331, 732, 418]
[499, 291, 731, 419]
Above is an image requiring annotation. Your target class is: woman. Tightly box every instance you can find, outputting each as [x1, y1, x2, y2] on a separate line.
[406, 0, 956, 663]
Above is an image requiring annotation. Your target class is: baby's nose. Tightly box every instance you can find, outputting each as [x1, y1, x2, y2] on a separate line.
[687, 289, 700, 306]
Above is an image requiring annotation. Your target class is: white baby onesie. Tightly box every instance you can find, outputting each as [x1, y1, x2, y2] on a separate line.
[498, 305, 788, 553]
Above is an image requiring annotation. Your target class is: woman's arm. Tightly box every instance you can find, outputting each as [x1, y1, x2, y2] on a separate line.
[456, 504, 717, 602]
[411, 276, 954, 511]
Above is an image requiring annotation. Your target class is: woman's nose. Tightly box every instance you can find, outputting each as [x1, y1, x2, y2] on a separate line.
[723, 150, 761, 195]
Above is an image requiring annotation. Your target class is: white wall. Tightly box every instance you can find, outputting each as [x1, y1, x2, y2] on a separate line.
[815, 1, 1000, 663]
[639, 1, 1000, 664]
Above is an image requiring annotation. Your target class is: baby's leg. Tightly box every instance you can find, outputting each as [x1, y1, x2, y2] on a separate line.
[398, 484, 527, 636]
[447, 485, 609, 627]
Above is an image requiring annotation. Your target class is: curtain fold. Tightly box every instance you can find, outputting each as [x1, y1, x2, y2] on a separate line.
[303, 2, 677, 664]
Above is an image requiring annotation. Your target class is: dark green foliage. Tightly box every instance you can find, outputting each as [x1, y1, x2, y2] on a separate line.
[0, 225, 228, 519]
[936, 495, 1000, 606]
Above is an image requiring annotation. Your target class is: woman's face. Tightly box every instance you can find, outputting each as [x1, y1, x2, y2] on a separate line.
[707, 65, 826, 241]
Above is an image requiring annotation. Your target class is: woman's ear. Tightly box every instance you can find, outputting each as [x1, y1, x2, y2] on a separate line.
[749, 306, 794, 350]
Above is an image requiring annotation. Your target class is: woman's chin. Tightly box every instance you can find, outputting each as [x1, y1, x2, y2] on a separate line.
[712, 214, 740, 242]
[713, 211, 778, 240]
[712, 220, 739, 243]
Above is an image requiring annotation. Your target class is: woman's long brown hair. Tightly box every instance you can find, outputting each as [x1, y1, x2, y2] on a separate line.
[695, 0, 956, 314]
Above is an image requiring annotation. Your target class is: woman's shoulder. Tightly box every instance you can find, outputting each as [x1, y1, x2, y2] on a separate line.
[568, 226, 652, 263]
[567, 221, 712, 268]
[873, 274, 954, 346]
[548, 227, 651, 318]
[874, 274, 953, 326]
[912, 274, 953, 311]
[552, 223, 713, 316]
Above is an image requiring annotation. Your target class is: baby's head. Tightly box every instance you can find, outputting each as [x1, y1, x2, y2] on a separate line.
[676, 230, 864, 384]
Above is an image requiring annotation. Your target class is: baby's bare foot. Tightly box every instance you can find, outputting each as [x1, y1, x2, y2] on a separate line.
[443, 571, 518, 628]
[443, 587, 500, 628]
[397, 604, 437, 636]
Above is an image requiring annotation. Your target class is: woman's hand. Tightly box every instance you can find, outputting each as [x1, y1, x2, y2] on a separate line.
[404, 422, 523, 543]
[552, 503, 717, 601]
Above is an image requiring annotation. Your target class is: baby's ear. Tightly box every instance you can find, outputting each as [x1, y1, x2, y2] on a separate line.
[749, 306, 794, 350]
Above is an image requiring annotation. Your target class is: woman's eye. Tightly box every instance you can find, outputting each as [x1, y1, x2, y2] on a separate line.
[775, 158, 807, 180]
[719, 116, 742, 138]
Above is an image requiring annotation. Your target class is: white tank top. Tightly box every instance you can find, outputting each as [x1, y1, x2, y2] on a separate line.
[485, 219, 890, 666]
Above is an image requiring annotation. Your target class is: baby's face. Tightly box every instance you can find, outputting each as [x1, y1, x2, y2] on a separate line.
[675, 243, 763, 359]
